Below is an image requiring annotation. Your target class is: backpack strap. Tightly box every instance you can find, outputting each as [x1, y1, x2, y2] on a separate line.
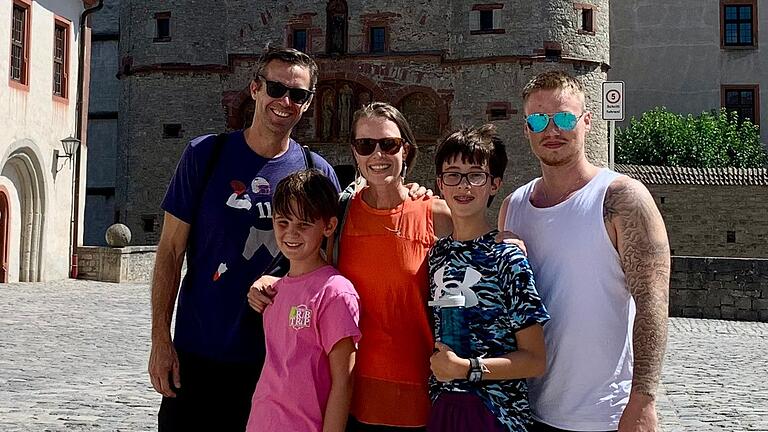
[191, 133, 228, 227]
[202, 133, 228, 187]
[302, 145, 314, 170]
[332, 183, 355, 266]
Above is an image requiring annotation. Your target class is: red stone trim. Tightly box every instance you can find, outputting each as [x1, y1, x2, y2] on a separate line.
[285, 13, 318, 53]
[361, 12, 400, 21]
[222, 86, 252, 130]
[574, 3, 597, 35]
[0, 186, 10, 283]
[9, 0, 32, 91]
[720, 0, 758, 49]
[53, 15, 71, 103]
[470, 29, 505, 35]
[486, 102, 517, 121]
[721, 84, 760, 127]
[535, 41, 564, 57]
[153, 11, 171, 43]
[362, 21, 390, 53]
[317, 70, 387, 101]
[471, 3, 504, 10]
[122, 52, 609, 78]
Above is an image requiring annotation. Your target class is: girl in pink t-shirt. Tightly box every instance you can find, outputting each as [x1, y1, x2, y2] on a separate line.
[246, 170, 361, 432]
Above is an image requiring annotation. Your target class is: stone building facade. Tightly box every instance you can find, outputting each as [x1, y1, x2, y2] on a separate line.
[617, 164, 768, 259]
[84, 0, 119, 246]
[610, 1, 768, 144]
[116, 0, 611, 245]
[0, 0, 97, 281]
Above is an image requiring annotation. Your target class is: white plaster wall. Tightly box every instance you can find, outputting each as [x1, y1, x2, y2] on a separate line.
[0, 1, 86, 281]
[610, 1, 768, 144]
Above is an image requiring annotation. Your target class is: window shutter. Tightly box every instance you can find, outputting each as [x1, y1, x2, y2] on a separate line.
[470, 10, 480, 31]
[493, 10, 501, 30]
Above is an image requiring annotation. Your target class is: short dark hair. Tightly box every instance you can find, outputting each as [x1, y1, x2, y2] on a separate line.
[435, 124, 507, 179]
[272, 169, 338, 223]
[351, 102, 418, 171]
[255, 45, 319, 90]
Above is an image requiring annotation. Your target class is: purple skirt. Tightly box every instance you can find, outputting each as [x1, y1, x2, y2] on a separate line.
[427, 392, 508, 432]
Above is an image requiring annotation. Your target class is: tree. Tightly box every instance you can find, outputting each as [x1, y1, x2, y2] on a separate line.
[616, 107, 767, 167]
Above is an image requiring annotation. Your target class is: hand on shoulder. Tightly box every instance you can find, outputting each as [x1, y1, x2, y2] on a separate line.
[431, 198, 453, 238]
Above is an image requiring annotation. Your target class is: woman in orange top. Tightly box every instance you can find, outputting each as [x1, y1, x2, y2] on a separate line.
[248, 102, 453, 430]
[338, 102, 452, 430]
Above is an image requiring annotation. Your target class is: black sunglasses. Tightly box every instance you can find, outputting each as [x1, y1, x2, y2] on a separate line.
[351, 137, 407, 156]
[257, 75, 314, 104]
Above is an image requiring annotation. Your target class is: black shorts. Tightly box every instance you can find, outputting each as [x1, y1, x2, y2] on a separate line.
[157, 350, 262, 432]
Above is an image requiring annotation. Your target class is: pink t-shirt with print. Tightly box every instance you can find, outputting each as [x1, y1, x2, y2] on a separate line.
[246, 265, 361, 432]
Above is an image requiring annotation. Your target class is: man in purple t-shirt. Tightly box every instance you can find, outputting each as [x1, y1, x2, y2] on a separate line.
[148, 47, 340, 432]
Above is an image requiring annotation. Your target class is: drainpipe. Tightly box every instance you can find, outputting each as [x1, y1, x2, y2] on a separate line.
[70, 0, 104, 278]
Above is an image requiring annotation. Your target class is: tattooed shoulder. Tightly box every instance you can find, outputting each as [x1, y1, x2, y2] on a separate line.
[603, 176, 650, 225]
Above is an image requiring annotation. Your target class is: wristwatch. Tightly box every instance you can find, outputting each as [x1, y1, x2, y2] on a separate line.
[467, 357, 483, 383]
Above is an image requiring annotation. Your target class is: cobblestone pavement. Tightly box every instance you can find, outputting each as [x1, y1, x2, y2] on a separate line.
[1, 280, 766, 431]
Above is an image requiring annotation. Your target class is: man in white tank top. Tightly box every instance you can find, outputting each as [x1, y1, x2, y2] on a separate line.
[498, 71, 670, 432]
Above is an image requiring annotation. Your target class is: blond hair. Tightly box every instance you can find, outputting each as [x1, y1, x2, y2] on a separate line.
[521, 71, 586, 108]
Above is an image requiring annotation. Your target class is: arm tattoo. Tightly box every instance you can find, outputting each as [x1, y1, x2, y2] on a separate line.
[604, 178, 670, 399]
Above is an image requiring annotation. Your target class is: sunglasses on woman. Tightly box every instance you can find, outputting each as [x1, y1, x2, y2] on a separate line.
[257, 75, 315, 104]
[525, 111, 585, 133]
[351, 137, 407, 156]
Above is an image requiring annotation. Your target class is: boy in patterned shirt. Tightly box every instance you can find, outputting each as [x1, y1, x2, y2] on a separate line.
[427, 124, 550, 432]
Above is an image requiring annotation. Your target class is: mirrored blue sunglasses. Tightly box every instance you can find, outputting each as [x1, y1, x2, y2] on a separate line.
[525, 111, 585, 133]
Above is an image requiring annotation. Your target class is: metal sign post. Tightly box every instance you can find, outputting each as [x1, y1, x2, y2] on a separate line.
[602, 81, 625, 170]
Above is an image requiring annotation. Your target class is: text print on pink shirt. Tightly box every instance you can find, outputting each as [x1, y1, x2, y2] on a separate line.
[289, 305, 312, 330]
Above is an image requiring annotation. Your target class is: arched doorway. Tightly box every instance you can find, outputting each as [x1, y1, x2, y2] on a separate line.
[0, 189, 9, 283]
[2, 149, 45, 282]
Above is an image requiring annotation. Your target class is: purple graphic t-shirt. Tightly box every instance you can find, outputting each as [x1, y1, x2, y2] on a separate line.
[162, 130, 340, 363]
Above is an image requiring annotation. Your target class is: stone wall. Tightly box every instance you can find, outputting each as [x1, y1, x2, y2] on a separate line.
[77, 246, 156, 283]
[647, 184, 768, 258]
[117, 0, 611, 244]
[670, 256, 768, 322]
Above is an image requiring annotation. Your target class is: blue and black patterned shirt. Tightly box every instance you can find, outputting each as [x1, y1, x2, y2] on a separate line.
[428, 230, 550, 431]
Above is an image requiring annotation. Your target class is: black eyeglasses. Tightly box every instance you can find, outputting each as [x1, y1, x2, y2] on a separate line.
[439, 172, 491, 187]
[351, 137, 407, 156]
[257, 75, 314, 104]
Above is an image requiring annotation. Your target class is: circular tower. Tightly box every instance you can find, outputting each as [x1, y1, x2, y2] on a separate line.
[447, 0, 611, 202]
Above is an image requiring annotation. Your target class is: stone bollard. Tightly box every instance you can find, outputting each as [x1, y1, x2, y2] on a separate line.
[105, 223, 132, 247]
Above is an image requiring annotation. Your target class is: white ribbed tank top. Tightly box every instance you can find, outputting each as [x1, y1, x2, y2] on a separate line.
[504, 168, 634, 431]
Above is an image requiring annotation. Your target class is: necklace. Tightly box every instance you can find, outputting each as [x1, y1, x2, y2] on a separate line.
[542, 186, 577, 205]
[384, 199, 406, 237]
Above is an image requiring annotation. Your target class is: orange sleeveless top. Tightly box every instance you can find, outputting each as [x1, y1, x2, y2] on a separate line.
[337, 193, 436, 427]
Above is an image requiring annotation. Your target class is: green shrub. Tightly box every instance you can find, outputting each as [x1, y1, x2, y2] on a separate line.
[616, 107, 767, 167]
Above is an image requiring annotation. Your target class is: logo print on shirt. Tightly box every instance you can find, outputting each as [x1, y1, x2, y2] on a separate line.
[251, 177, 271, 195]
[289, 305, 312, 330]
[432, 266, 481, 308]
[242, 227, 279, 260]
[226, 180, 252, 210]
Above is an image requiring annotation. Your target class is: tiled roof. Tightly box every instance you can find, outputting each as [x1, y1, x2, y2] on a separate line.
[615, 164, 768, 186]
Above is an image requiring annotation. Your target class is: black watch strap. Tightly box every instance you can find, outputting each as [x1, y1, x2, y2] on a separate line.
[467, 357, 483, 383]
